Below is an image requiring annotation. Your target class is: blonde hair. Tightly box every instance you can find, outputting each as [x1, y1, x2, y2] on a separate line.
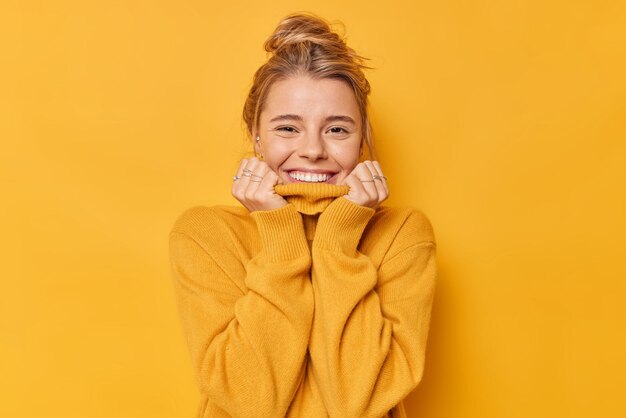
[242, 12, 376, 159]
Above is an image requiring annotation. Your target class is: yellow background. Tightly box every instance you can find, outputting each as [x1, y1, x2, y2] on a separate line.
[2, 0, 625, 417]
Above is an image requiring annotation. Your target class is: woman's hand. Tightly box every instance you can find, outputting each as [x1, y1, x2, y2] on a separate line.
[340, 160, 389, 209]
[231, 157, 288, 212]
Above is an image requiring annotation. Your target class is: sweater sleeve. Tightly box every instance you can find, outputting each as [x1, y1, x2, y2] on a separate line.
[309, 197, 437, 418]
[168, 204, 314, 417]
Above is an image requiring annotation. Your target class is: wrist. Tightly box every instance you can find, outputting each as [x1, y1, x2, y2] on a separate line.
[251, 203, 310, 261]
[313, 197, 375, 254]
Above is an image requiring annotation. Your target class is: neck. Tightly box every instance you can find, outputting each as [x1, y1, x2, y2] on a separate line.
[274, 183, 349, 215]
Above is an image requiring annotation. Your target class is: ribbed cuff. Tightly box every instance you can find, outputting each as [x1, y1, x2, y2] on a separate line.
[250, 204, 310, 262]
[313, 197, 375, 254]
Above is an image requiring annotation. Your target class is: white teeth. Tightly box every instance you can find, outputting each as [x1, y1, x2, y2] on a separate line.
[288, 171, 330, 182]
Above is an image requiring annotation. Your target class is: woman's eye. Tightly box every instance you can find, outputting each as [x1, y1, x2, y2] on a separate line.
[329, 127, 349, 134]
[276, 126, 298, 133]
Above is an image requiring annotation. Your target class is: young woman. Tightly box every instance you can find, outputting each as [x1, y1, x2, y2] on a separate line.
[169, 13, 437, 418]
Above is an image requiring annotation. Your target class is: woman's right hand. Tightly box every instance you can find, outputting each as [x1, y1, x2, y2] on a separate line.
[231, 157, 288, 212]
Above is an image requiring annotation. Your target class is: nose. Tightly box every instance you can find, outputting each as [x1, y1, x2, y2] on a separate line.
[297, 132, 327, 161]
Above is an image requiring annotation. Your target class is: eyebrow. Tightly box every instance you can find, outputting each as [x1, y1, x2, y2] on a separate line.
[269, 114, 356, 125]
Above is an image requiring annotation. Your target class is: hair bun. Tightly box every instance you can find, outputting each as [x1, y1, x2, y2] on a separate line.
[264, 13, 345, 55]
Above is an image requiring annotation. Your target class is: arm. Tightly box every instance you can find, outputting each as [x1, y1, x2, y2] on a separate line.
[169, 204, 313, 417]
[308, 197, 437, 418]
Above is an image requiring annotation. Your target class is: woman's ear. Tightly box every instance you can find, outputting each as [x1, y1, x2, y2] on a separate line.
[253, 132, 261, 154]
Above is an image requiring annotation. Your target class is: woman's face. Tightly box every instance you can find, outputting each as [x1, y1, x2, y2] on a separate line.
[255, 75, 362, 185]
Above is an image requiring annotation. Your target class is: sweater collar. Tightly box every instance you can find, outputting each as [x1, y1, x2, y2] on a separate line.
[274, 183, 349, 215]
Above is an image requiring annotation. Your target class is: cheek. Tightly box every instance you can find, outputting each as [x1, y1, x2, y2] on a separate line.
[263, 142, 293, 171]
[329, 146, 360, 171]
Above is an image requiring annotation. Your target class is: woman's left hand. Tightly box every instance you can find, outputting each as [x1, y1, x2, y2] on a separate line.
[340, 160, 389, 209]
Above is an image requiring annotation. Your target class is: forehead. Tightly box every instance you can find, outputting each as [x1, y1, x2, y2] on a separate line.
[262, 75, 360, 121]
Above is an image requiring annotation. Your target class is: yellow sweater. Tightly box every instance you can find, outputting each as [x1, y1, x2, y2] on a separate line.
[168, 183, 437, 418]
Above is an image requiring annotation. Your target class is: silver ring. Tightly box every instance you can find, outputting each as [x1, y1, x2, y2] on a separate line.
[358, 178, 375, 182]
[251, 173, 263, 179]
[250, 179, 262, 183]
[233, 175, 241, 181]
[243, 168, 253, 173]
[373, 175, 387, 181]
[243, 172, 252, 177]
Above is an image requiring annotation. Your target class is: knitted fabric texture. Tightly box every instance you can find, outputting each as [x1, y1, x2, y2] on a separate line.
[169, 183, 437, 418]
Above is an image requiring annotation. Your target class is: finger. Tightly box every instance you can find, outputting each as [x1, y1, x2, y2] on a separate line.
[258, 169, 279, 193]
[240, 157, 260, 185]
[232, 158, 248, 196]
[262, 164, 282, 184]
[234, 158, 259, 205]
[243, 157, 260, 174]
[364, 160, 386, 197]
[252, 161, 269, 180]
[368, 160, 389, 204]
[343, 172, 367, 204]
[246, 161, 268, 196]
[233, 159, 248, 181]
[372, 160, 389, 193]
[249, 165, 282, 211]
[354, 162, 378, 201]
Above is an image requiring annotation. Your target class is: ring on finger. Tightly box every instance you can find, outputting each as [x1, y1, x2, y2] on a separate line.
[233, 175, 241, 181]
[243, 172, 252, 177]
[358, 178, 375, 182]
[249, 179, 262, 183]
[243, 168, 253, 173]
[251, 173, 264, 179]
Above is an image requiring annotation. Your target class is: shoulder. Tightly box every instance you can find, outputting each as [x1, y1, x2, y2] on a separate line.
[169, 204, 254, 247]
[370, 205, 436, 245]
[360, 205, 436, 262]
[168, 205, 253, 292]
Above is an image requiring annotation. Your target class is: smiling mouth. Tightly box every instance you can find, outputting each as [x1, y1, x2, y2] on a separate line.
[286, 170, 337, 183]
